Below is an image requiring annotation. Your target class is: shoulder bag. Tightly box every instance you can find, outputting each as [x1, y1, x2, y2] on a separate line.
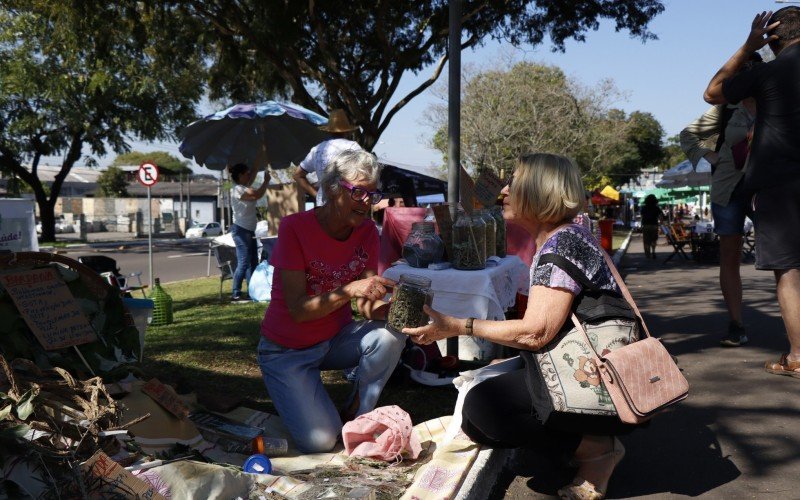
[525, 251, 688, 425]
[573, 251, 688, 424]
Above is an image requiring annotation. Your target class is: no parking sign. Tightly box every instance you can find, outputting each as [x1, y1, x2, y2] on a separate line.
[137, 162, 159, 187]
[138, 162, 159, 288]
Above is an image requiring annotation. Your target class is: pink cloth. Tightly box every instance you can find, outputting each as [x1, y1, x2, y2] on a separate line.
[378, 207, 427, 274]
[506, 221, 536, 268]
[342, 405, 422, 461]
[261, 209, 379, 349]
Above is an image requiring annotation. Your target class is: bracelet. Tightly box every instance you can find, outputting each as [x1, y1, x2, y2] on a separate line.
[465, 317, 475, 337]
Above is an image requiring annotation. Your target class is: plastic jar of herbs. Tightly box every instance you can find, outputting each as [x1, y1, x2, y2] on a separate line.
[490, 206, 507, 258]
[479, 209, 496, 258]
[387, 274, 434, 333]
[402, 221, 444, 268]
[452, 210, 486, 270]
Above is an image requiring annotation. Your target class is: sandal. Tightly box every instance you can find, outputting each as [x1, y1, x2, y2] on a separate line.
[765, 354, 800, 378]
[558, 478, 604, 500]
[559, 437, 625, 500]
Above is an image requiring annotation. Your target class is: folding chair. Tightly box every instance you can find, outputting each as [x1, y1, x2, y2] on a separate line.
[210, 243, 238, 300]
[660, 225, 690, 263]
[77, 255, 147, 297]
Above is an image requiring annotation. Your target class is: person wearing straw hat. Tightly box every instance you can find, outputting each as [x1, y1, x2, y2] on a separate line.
[294, 109, 363, 206]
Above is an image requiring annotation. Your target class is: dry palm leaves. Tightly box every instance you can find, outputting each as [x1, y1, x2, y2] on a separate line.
[0, 354, 149, 497]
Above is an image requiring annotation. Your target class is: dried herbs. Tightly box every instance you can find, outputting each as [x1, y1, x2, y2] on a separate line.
[387, 275, 433, 333]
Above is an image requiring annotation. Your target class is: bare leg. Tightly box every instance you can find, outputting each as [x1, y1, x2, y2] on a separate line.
[719, 235, 744, 324]
[775, 269, 800, 361]
[567, 435, 625, 495]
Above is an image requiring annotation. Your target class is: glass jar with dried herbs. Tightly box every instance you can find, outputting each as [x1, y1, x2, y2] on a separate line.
[479, 209, 496, 258]
[452, 209, 486, 270]
[402, 221, 444, 268]
[387, 274, 434, 333]
[490, 206, 507, 258]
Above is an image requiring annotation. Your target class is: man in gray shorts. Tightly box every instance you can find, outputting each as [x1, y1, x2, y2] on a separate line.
[704, 8, 800, 378]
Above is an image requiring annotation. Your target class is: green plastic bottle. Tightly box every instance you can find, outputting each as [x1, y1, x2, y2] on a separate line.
[149, 278, 173, 326]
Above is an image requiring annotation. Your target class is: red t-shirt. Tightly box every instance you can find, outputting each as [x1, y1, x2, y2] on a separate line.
[260, 209, 379, 348]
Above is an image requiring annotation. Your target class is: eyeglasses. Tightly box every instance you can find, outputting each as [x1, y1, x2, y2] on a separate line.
[338, 180, 383, 205]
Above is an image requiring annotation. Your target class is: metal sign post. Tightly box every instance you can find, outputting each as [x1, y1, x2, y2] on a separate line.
[137, 162, 160, 288]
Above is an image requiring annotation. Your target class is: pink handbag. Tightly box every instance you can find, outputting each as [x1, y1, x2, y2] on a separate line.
[570, 251, 689, 424]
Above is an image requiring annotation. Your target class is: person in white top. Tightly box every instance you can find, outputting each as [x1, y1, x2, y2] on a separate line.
[228, 146, 271, 301]
[293, 109, 363, 205]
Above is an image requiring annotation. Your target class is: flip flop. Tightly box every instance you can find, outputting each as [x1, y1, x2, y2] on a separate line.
[765, 354, 800, 378]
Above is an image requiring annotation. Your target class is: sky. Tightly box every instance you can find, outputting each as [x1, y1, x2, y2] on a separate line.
[75, 0, 785, 176]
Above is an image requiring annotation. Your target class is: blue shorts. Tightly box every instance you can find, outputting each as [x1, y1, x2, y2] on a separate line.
[711, 187, 753, 236]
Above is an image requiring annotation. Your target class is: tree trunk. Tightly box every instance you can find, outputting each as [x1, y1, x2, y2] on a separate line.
[38, 202, 57, 243]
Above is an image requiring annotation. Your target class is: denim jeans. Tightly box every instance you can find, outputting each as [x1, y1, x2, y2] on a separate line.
[257, 320, 405, 453]
[231, 223, 257, 297]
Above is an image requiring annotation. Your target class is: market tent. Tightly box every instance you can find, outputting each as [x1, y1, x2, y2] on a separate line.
[600, 185, 620, 201]
[633, 187, 674, 203]
[656, 158, 711, 188]
[591, 191, 619, 205]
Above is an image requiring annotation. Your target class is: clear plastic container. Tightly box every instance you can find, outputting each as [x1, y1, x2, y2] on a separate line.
[387, 274, 434, 333]
[402, 221, 444, 268]
[452, 209, 486, 270]
[490, 206, 507, 258]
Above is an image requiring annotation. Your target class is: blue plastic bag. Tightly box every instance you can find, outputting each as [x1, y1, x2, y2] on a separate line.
[248, 261, 274, 302]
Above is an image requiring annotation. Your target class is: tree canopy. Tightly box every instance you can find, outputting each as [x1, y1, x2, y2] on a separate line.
[96, 166, 129, 197]
[427, 61, 666, 188]
[111, 151, 192, 178]
[180, 0, 664, 150]
[0, 0, 205, 240]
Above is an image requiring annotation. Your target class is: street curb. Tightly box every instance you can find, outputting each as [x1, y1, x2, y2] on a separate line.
[457, 447, 514, 499]
[613, 230, 633, 268]
[458, 229, 634, 498]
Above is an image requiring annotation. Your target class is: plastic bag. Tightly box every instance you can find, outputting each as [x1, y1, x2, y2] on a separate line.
[247, 261, 273, 302]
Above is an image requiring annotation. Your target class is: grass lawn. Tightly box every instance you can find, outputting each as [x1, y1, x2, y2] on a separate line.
[143, 231, 633, 424]
[142, 277, 459, 424]
[612, 229, 631, 252]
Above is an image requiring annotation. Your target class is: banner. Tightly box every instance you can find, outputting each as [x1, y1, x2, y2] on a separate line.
[0, 199, 38, 252]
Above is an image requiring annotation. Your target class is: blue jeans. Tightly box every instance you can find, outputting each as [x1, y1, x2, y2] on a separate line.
[231, 223, 257, 297]
[257, 321, 405, 453]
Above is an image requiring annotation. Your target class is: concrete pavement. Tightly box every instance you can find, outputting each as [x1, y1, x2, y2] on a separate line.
[495, 233, 800, 499]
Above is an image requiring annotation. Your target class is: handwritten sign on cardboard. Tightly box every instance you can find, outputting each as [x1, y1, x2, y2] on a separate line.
[474, 170, 505, 208]
[82, 450, 165, 500]
[459, 166, 476, 214]
[0, 267, 97, 351]
[142, 378, 190, 419]
[432, 204, 455, 260]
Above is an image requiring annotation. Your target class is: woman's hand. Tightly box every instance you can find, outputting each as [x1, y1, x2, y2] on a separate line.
[403, 305, 461, 345]
[344, 275, 394, 302]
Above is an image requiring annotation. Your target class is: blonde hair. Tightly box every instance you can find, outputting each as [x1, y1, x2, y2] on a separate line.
[509, 153, 585, 224]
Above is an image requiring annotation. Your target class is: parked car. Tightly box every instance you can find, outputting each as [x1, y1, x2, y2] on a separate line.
[185, 222, 223, 238]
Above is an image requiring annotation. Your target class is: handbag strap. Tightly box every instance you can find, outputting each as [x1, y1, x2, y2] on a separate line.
[534, 227, 652, 357]
[560, 249, 653, 359]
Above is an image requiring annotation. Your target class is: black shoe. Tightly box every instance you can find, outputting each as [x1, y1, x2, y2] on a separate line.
[720, 321, 748, 347]
[230, 294, 250, 303]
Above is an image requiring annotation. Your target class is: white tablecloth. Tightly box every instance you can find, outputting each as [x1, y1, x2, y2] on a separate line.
[383, 255, 529, 321]
[382, 256, 529, 361]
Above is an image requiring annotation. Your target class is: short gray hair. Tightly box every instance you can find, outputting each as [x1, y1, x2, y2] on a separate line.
[320, 149, 381, 200]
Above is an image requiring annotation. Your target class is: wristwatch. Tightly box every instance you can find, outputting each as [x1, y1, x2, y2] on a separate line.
[465, 317, 475, 336]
